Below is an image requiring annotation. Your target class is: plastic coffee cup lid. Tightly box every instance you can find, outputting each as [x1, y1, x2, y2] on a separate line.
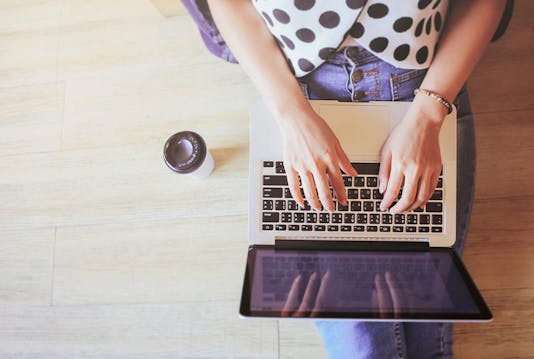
[163, 131, 207, 174]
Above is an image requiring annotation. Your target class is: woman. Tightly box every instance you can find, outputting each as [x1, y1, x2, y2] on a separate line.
[183, 0, 510, 357]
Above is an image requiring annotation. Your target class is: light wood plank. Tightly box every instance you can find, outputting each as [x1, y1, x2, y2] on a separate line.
[149, 0, 187, 17]
[0, 228, 55, 305]
[0, 301, 278, 358]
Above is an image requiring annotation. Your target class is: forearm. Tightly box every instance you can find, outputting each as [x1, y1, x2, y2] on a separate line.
[416, 0, 506, 123]
[207, 0, 310, 119]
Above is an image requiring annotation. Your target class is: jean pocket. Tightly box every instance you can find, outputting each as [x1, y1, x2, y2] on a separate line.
[390, 69, 427, 101]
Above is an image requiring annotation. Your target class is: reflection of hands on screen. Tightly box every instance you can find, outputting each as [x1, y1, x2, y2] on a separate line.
[281, 271, 331, 317]
[371, 271, 415, 318]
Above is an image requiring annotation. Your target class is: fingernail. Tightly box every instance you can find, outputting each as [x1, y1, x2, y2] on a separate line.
[379, 183, 385, 194]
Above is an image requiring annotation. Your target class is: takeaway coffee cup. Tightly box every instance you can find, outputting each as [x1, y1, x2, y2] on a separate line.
[163, 131, 214, 179]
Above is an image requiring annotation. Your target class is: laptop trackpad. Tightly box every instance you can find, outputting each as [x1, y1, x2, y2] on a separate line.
[318, 104, 389, 157]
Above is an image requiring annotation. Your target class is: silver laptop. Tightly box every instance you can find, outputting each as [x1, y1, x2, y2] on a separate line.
[240, 100, 491, 321]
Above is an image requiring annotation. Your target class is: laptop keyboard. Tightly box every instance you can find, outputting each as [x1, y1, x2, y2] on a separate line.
[261, 161, 444, 234]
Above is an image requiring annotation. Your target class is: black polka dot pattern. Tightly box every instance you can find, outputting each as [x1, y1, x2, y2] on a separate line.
[281, 35, 295, 50]
[393, 17, 413, 33]
[296, 28, 315, 43]
[262, 12, 273, 27]
[251, 0, 447, 77]
[367, 3, 389, 19]
[298, 58, 315, 72]
[369, 37, 388, 53]
[349, 22, 365, 38]
[394, 44, 410, 61]
[272, 9, 290, 24]
[319, 11, 340, 29]
[294, 0, 315, 11]
[416, 46, 429, 64]
[346, 0, 366, 9]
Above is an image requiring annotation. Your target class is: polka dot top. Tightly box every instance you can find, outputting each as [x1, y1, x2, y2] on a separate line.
[252, 0, 449, 78]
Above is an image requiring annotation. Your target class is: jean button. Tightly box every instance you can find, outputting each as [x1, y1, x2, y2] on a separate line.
[351, 69, 363, 83]
[353, 90, 366, 101]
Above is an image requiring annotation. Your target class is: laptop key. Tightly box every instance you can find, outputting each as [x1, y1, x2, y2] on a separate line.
[332, 213, 343, 223]
[294, 213, 305, 223]
[407, 214, 418, 224]
[354, 177, 365, 187]
[393, 226, 403, 232]
[379, 226, 391, 232]
[351, 201, 362, 212]
[373, 189, 383, 199]
[344, 213, 355, 224]
[288, 200, 299, 210]
[406, 226, 416, 232]
[263, 175, 288, 186]
[357, 214, 368, 224]
[431, 226, 443, 233]
[348, 189, 358, 199]
[306, 213, 317, 223]
[288, 225, 300, 231]
[367, 176, 378, 188]
[263, 188, 283, 198]
[353, 163, 380, 175]
[262, 212, 279, 223]
[432, 215, 443, 225]
[382, 213, 393, 224]
[284, 188, 292, 198]
[275, 200, 285, 211]
[263, 161, 274, 167]
[431, 190, 443, 200]
[360, 189, 371, 199]
[437, 177, 443, 188]
[319, 213, 330, 223]
[328, 225, 339, 231]
[394, 214, 405, 224]
[419, 214, 430, 224]
[315, 225, 326, 231]
[354, 225, 365, 232]
[363, 201, 374, 211]
[263, 200, 273, 210]
[414, 207, 424, 213]
[302, 225, 313, 231]
[338, 202, 349, 211]
[426, 202, 443, 212]
[370, 214, 380, 224]
[281, 213, 292, 223]
[343, 176, 352, 187]
[275, 224, 287, 231]
[341, 225, 351, 232]
[262, 224, 274, 230]
[366, 225, 378, 232]
[419, 226, 430, 233]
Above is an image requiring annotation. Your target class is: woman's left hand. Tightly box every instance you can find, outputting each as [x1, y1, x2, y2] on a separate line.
[378, 96, 447, 214]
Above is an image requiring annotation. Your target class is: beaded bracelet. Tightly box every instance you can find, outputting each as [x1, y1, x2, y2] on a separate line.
[414, 88, 453, 115]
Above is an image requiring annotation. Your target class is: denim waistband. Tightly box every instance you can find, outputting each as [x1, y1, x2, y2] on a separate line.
[325, 46, 382, 67]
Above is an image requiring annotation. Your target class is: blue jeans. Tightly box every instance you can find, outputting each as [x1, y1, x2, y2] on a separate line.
[297, 47, 476, 359]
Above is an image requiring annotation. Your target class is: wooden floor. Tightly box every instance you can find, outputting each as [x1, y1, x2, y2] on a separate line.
[0, 1, 532, 358]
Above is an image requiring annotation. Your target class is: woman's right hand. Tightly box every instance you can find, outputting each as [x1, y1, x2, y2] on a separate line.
[277, 106, 358, 212]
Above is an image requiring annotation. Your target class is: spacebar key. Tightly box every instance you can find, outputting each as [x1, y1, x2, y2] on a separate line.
[263, 212, 280, 223]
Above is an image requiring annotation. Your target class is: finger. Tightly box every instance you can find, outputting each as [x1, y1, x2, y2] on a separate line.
[327, 165, 347, 206]
[296, 272, 320, 316]
[378, 148, 391, 194]
[312, 271, 331, 316]
[301, 172, 322, 211]
[379, 166, 403, 212]
[286, 168, 304, 206]
[390, 171, 420, 214]
[281, 275, 302, 317]
[384, 272, 402, 318]
[424, 171, 441, 206]
[408, 171, 433, 212]
[375, 273, 392, 318]
[336, 143, 358, 177]
[313, 171, 335, 212]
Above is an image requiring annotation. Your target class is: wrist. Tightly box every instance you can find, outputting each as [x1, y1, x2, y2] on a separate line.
[411, 92, 449, 127]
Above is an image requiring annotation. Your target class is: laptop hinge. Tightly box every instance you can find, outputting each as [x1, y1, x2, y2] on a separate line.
[274, 239, 430, 252]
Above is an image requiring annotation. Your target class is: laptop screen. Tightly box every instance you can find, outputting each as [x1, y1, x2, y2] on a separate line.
[240, 245, 492, 320]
